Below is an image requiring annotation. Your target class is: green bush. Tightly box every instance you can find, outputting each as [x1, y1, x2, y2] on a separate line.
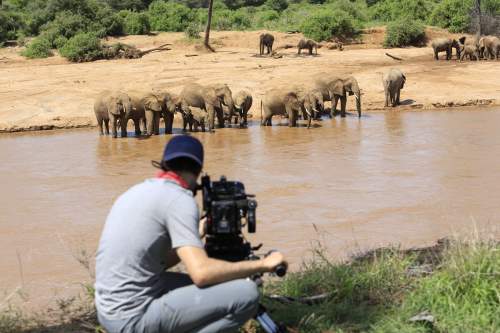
[429, 0, 473, 33]
[266, 0, 289, 12]
[59, 32, 102, 62]
[120, 11, 150, 35]
[184, 22, 202, 39]
[254, 9, 280, 28]
[384, 19, 426, 47]
[301, 9, 360, 41]
[370, 0, 436, 22]
[148, 1, 193, 32]
[21, 37, 53, 58]
[212, 8, 252, 30]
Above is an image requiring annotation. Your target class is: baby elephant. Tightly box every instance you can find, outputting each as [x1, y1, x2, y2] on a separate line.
[383, 68, 406, 107]
[259, 33, 274, 55]
[233, 90, 253, 127]
[297, 39, 318, 55]
[460, 44, 480, 61]
[183, 107, 209, 132]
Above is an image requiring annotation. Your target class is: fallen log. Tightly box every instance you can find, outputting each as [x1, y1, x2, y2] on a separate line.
[385, 52, 403, 61]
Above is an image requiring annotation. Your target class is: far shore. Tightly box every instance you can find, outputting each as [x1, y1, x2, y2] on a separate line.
[1, 29, 500, 133]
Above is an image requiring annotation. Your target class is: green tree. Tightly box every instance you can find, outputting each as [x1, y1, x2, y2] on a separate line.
[384, 19, 426, 47]
[148, 1, 193, 31]
[301, 9, 359, 41]
[266, 0, 288, 12]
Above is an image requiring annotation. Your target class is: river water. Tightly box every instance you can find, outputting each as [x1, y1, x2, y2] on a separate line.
[1, 109, 500, 308]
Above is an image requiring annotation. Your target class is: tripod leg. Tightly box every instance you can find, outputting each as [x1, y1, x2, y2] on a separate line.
[255, 305, 287, 333]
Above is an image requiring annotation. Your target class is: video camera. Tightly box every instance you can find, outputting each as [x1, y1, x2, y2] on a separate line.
[200, 174, 286, 277]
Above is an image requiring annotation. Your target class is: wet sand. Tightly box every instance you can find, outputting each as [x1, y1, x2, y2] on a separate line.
[1, 110, 500, 310]
[1, 29, 500, 132]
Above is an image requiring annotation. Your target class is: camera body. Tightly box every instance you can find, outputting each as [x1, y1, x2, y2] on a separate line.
[200, 175, 257, 262]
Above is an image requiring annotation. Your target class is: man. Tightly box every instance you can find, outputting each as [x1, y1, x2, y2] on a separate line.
[95, 135, 286, 333]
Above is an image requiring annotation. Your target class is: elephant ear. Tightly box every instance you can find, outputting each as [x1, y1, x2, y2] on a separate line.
[330, 79, 345, 96]
[459, 36, 466, 45]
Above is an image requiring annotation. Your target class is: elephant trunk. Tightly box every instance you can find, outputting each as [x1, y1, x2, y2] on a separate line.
[355, 93, 362, 118]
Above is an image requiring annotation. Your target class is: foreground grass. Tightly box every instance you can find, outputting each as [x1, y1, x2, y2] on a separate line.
[1, 238, 498, 333]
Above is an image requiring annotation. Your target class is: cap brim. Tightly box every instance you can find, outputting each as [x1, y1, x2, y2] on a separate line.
[163, 152, 203, 167]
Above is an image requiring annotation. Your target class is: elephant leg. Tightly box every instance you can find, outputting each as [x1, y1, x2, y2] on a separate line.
[340, 96, 347, 117]
[216, 109, 225, 129]
[384, 87, 390, 107]
[104, 119, 110, 135]
[434, 50, 439, 60]
[141, 117, 147, 134]
[120, 116, 128, 137]
[164, 112, 174, 134]
[182, 115, 188, 132]
[133, 119, 141, 136]
[396, 89, 401, 105]
[153, 113, 160, 135]
[97, 117, 104, 135]
[332, 96, 339, 117]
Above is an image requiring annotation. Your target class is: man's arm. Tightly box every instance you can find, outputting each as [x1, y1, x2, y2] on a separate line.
[176, 246, 285, 287]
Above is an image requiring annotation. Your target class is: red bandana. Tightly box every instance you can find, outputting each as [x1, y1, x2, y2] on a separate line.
[156, 171, 189, 190]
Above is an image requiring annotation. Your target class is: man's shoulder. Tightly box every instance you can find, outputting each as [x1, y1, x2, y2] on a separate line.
[132, 178, 193, 196]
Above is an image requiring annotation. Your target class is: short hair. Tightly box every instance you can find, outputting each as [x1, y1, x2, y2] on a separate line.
[161, 157, 202, 175]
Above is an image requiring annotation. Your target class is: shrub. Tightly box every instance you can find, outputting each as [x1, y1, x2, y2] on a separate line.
[266, 0, 289, 12]
[148, 1, 193, 32]
[184, 22, 202, 39]
[429, 0, 474, 33]
[383, 19, 426, 47]
[21, 37, 53, 58]
[40, 12, 89, 47]
[370, 0, 436, 22]
[54, 35, 69, 49]
[301, 9, 360, 41]
[59, 32, 102, 62]
[95, 12, 125, 36]
[254, 9, 280, 28]
[120, 11, 150, 35]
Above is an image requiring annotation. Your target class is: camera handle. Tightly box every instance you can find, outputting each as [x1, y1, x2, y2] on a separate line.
[266, 250, 287, 277]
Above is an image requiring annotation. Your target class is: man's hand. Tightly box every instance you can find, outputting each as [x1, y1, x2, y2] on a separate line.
[177, 246, 287, 287]
[199, 217, 207, 238]
[262, 251, 287, 273]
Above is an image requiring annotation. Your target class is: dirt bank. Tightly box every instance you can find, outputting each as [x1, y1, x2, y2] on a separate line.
[1, 29, 499, 133]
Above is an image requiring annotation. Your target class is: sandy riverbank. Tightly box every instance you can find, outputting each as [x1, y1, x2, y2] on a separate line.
[1, 28, 499, 133]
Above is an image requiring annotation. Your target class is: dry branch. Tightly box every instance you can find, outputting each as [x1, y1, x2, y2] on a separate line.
[385, 52, 403, 61]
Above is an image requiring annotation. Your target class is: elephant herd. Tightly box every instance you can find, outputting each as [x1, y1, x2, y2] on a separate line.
[259, 33, 321, 56]
[93, 75, 365, 137]
[431, 35, 500, 61]
[93, 84, 253, 137]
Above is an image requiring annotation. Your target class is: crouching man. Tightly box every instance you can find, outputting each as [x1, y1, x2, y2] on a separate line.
[95, 135, 286, 333]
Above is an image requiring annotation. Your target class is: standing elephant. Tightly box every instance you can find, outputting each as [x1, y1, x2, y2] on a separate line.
[261, 89, 303, 127]
[297, 39, 319, 55]
[259, 33, 274, 55]
[180, 83, 235, 132]
[129, 92, 164, 136]
[153, 91, 190, 134]
[383, 68, 406, 107]
[326, 76, 362, 118]
[94, 90, 132, 138]
[460, 44, 479, 61]
[294, 87, 324, 127]
[431, 38, 461, 60]
[479, 36, 500, 60]
[183, 106, 209, 132]
[233, 90, 253, 127]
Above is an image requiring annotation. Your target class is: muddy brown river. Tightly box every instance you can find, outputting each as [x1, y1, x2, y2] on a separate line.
[1, 109, 500, 309]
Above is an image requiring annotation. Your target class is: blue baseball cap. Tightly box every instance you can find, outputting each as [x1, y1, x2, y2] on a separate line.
[162, 135, 204, 167]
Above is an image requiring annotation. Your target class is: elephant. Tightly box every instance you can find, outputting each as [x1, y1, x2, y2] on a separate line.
[128, 91, 164, 136]
[324, 76, 362, 118]
[232, 90, 253, 127]
[153, 91, 190, 135]
[431, 38, 461, 60]
[294, 87, 324, 127]
[460, 44, 479, 61]
[383, 68, 406, 107]
[297, 39, 318, 55]
[479, 36, 500, 60]
[180, 83, 235, 132]
[94, 90, 132, 138]
[182, 106, 209, 132]
[259, 33, 274, 55]
[261, 89, 303, 127]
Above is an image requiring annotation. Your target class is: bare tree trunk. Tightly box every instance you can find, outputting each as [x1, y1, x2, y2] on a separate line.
[476, 0, 482, 35]
[204, 0, 215, 52]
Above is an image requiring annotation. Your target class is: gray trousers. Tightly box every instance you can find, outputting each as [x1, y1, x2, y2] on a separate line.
[98, 273, 260, 333]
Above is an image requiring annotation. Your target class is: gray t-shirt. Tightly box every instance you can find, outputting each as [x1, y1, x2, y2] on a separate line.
[95, 178, 203, 320]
